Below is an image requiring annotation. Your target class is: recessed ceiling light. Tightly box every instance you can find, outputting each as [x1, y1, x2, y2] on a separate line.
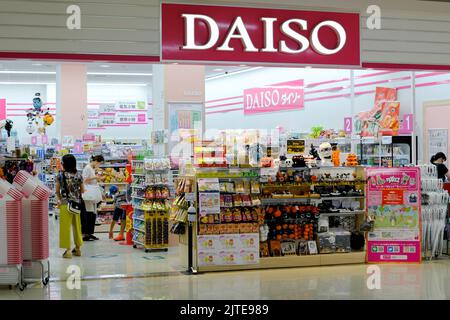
[213, 68, 224, 72]
[32, 63, 43, 66]
[239, 64, 247, 67]
[305, 66, 312, 69]
[172, 63, 178, 65]
[100, 64, 110, 68]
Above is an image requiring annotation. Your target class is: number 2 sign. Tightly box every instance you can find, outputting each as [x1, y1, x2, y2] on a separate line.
[344, 117, 352, 134]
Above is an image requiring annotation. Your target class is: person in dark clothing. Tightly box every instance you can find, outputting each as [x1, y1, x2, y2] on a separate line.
[430, 152, 450, 182]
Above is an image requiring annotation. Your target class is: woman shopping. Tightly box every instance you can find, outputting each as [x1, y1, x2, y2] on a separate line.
[56, 154, 84, 259]
[81, 155, 105, 241]
[430, 152, 450, 182]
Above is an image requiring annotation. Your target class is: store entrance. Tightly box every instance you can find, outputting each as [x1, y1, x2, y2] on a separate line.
[0, 58, 447, 281]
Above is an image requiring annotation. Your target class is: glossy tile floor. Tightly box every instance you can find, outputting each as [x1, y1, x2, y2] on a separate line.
[0, 216, 449, 299]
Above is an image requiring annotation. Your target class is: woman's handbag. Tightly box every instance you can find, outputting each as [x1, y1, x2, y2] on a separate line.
[61, 172, 82, 214]
[82, 184, 103, 202]
[68, 200, 82, 214]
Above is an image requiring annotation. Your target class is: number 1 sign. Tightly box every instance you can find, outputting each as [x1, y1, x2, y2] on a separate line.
[399, 114, 414, 134]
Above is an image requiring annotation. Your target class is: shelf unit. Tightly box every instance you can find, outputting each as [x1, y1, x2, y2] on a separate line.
[95, 157, 130, 232]
[185, 165, 367, 272]
[131, 158, 171, 252]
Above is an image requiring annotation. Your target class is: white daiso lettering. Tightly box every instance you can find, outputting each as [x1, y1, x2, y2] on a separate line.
[271, 89, 280, 106]
[261, 17, 277, 52]
[182, 14, 348, 55]
[182, 14, 219, 50]
[245, 94, 253, 109]
[217, 16, 258, 52]
[310, 20, 347, 55]
[280, 19, 309, 54]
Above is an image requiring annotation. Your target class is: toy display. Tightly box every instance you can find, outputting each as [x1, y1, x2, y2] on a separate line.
[25, 93, 55, 135]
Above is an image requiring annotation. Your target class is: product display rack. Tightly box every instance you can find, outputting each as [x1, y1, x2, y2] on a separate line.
[131, 158, 171, 252]
[186, 165, 367, 272]
[95, 158, 130, 232]
[420, 164, 449, 259]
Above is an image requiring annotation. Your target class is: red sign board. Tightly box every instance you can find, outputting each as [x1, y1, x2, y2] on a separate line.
[244, 83, 304, 115]
[161, 4, 360, 66]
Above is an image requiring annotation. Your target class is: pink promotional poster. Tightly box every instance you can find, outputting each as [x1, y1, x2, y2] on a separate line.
[366, 167, 421, 263]
[244, 82, 304, 115]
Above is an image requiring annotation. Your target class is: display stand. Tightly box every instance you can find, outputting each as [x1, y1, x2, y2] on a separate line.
[96, 157, 129, 233]
[184, 165, 367, 273]
[420, 164, 448, 259]
[13, 171, 51, 285]
[131, 158, 170, 252]
[0, 180, 25, 290]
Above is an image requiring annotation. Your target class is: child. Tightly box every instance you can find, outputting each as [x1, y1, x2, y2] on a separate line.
[108, 185, 128, 241]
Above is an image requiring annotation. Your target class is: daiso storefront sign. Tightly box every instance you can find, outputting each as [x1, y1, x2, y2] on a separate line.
[244, 82, 304, 115]
[161, 4, 360, 66]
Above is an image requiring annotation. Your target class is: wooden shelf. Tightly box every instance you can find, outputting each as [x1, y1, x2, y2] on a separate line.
[198, 251, 365, 272]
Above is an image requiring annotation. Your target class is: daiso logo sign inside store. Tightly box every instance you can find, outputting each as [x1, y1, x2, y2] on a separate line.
[161, 4, 360, 66]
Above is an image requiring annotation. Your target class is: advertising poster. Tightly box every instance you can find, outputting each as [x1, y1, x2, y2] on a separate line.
[355, 87, 399, 137]
[197, 234, 259, 266]
[366, 167, 421, 263]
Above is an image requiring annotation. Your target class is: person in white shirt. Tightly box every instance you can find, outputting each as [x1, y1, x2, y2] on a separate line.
[81, 155, 105, 241]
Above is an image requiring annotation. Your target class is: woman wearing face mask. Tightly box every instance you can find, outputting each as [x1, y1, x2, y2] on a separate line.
[81, 155, 105, 241]
[430, 152, 450, 182]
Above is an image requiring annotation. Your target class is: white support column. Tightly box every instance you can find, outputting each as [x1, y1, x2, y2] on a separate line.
[56, 64, 87, 141]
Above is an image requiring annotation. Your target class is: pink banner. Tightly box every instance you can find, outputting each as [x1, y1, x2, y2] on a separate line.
[0, 99, 5, 120]
[244, 83, 304, 115]
[31, 136, 37, 146]
[366, 167, 421, 263]
[42, 135, 48, 145]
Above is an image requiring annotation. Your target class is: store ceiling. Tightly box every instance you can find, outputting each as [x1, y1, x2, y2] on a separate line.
[0, 60, 250, 85]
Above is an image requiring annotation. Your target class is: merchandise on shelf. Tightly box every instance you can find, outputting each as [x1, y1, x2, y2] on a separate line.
[131, 158, 171, 251]
[420, 164, 448, 259]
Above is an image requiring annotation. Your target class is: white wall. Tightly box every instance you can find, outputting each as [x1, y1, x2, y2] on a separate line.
[205, 68, 352, 132]
[86, 84, 152, 139]
[0, 83, 152, 144]
[0, 84, 57, 144]
[205, 67, 450, 164]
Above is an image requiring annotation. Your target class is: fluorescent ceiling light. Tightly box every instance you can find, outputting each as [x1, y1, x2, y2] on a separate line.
[87, 83, 148, 86]
[213, 68, 224, 72]
[0, 70, 152, 76]
[206, 67, 263, 81]
[0, 70, 55, 74]
[0, 81, 147, 86]
[100, 64, 110, 68]
[88, 72, 152, 76]
[0, 82, 54, 85]
[239, 64, 247, 67]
